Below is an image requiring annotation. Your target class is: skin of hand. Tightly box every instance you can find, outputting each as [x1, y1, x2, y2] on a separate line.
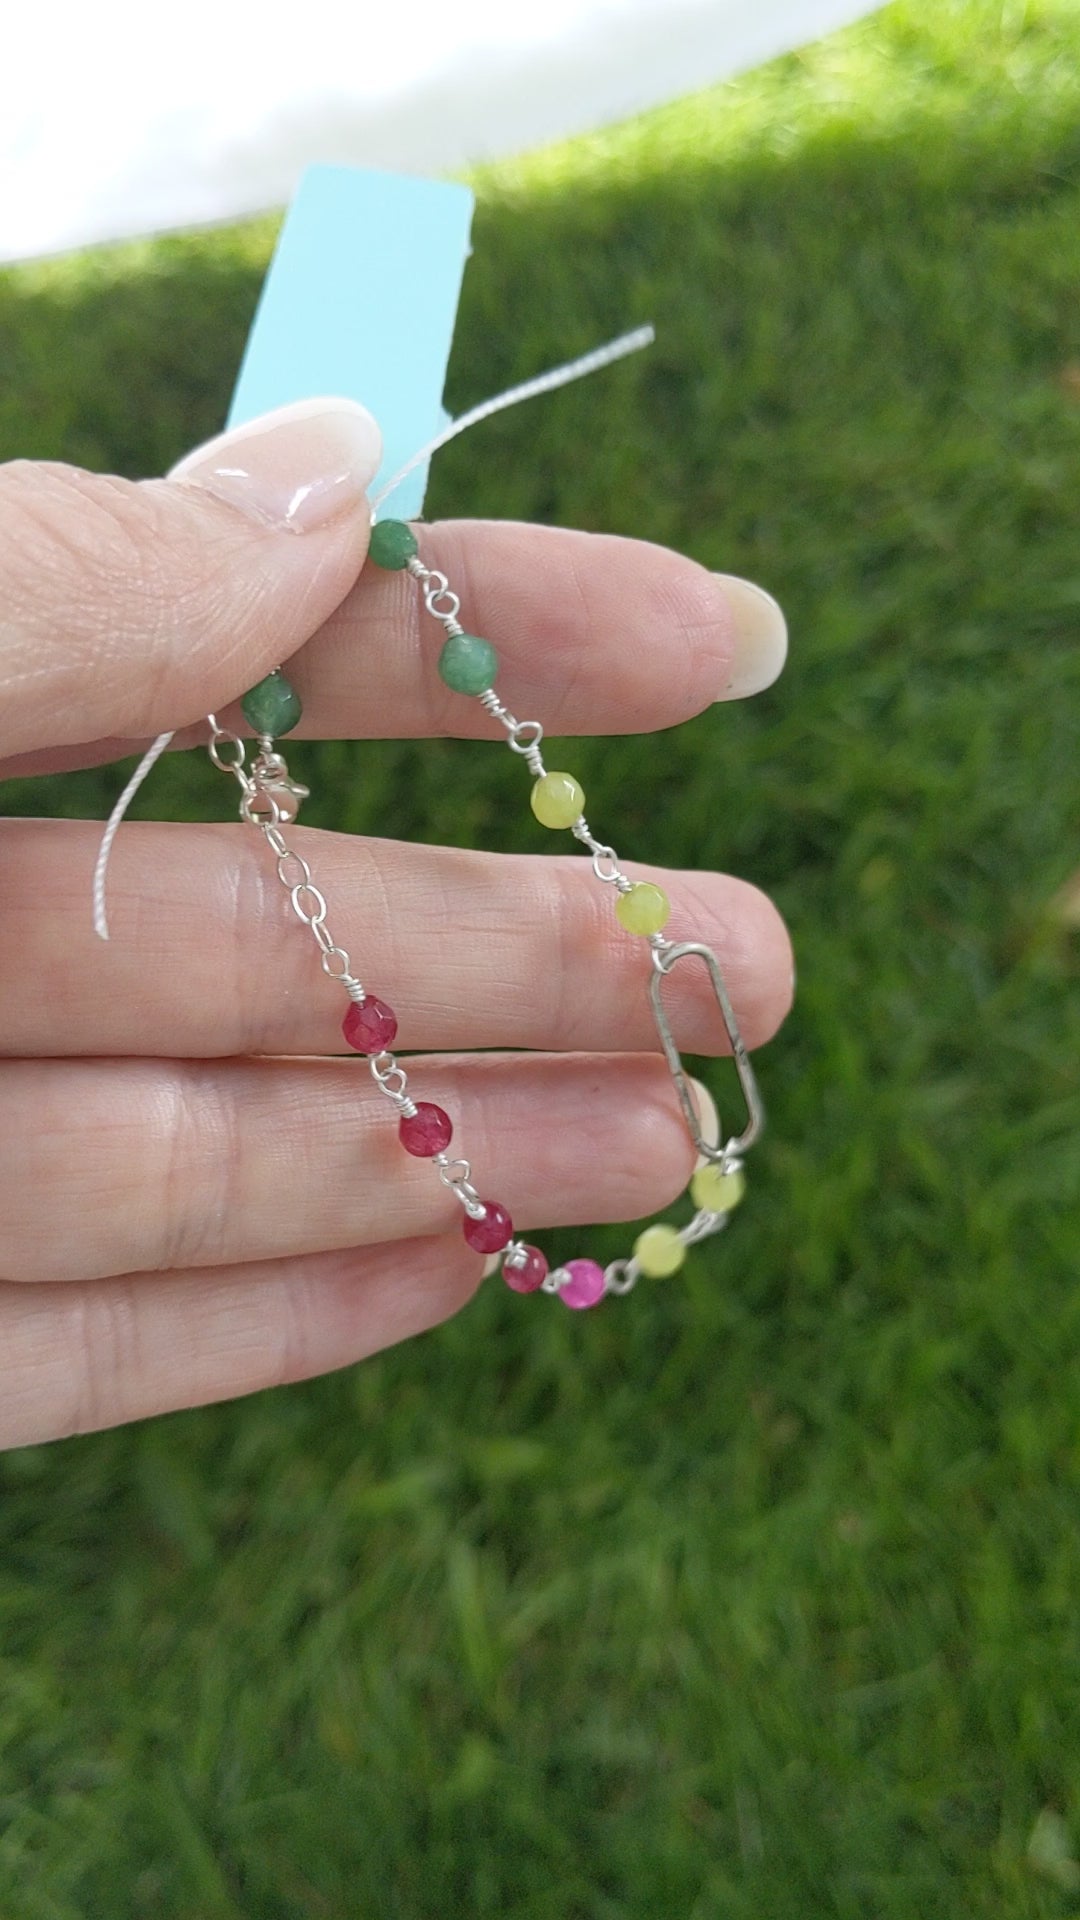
[0, 397, 794, 1448]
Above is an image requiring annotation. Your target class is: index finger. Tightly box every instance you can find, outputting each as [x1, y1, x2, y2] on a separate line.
[0, 520, 787, 781]
[268, 517, 789, 742]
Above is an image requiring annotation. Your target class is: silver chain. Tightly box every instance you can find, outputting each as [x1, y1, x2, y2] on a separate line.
[207, 716, 365, 994]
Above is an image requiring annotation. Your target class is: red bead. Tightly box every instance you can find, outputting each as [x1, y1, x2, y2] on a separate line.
[463, 1202, 513, 1255]
[559, 1258, 606, 1310]
[342, 996, 397, 1054]
[503, 1244, 548, 1293]
[398, 1102, 453, 1157]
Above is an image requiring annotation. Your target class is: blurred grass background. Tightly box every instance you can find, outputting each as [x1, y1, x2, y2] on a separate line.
[1, 0, 1080, 1912]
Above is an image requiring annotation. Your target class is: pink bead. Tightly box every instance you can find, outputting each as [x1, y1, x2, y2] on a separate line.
[503, 1244, 548, 1294]
[342, 996, 398, 1054]
[559, 1258, 606, 1310]
[463, 1202, 513, 1255]
[398, 1102, 453, 1157]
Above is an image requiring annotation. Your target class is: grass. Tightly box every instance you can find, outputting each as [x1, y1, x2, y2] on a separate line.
[1, 0, 1080, 1911]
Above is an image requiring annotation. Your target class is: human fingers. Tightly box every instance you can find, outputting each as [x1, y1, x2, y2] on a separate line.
[0, 398, 383, 761]
[0, 1052, 698, 1285]
[224, 518, 788, 742]
[0, 1234, 482, 1449]
[0, 821, 793, 1061]
[0, 521, 786, 778]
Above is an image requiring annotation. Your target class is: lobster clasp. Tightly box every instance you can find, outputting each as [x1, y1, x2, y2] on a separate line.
[247, 748, 310, 825]
[648, 941, 765, 1163]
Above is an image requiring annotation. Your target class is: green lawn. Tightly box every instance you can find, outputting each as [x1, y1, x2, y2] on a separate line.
[2, 0, 1080, 1912]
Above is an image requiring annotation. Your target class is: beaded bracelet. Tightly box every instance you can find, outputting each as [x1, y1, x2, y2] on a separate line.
[93, 332, 766, 1310]
[203, 512, 764, 1310]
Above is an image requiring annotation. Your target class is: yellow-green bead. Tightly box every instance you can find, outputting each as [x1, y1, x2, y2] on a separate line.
[633, 1223, 687, 1279]
[690, 1164, 746, 1214]
[531, 771, 585, 830]
[615, 881, 671, 937]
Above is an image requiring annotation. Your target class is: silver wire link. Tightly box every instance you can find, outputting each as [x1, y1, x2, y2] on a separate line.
[604, 1259, 639, 1296]
[370, 1052, 418, 1118]
[432, 1154, 486, 1219]
[680, 1206, 734, 1248]
[475, 692, 548, 778]
[407, 557, 463, 631]
[572, 819, 634, 892]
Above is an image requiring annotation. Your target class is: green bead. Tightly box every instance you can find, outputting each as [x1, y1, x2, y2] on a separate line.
[368, 518, 418, 570]
[438, 632, 498, 696]
[633, 1222, 687, 1279]
[615, 881, 671, 937]
[689, 1164, 746, 1214]
[531, 770, 585, 830]
[241, 669, 303, 737]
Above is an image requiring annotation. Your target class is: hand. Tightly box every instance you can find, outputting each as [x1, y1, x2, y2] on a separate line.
[0, 397, 793, 1447]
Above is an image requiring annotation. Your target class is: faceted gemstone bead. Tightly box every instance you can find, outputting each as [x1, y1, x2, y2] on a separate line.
[615, 881, 671, 937]
[559, 1258, 606, 1310]
[398, 1102, 452, 1157]
[464, 1202, 514, 1255]
[241, 669, 303, 737]
[633, 1222, 687, 1278]
[438, 632, 498, 696]
[368, 517, 418, 570]
[342, 996, 398, 1054]
[530, 770, 585, 830]
[503, 1243, 548, 1294]
[690, 1164, 746, 1213]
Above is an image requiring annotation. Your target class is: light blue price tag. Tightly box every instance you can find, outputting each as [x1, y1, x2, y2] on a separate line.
[227, 165, 474, 520]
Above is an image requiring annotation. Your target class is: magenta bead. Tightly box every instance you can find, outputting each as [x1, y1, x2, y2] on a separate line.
[503, 1244, 548, 1293]
[559, 1258, 606, 1310]
[398, 1102, 453, 1157]
[342, 996, 398, 1054]
[463, 1202, 514, 1255]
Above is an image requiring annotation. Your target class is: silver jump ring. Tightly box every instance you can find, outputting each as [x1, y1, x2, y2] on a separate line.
[208, 730, 246, 773]
[508, 720, 544, 755]
[291, 883, 328, 927]
[591, 846, 623, 884]
[277, 851, 312, 892]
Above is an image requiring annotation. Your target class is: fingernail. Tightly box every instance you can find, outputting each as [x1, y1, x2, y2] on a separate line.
[712, 574, 788, 698]
[169, 396, 383, 532]
[687, 1076, 720, 1168]
[482, 1253, 502, 1280]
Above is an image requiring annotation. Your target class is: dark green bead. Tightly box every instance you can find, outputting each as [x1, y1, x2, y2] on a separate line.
[438, 632, 498, 696]
[241, 669, 303, 737]
[369, 518, 418, 569]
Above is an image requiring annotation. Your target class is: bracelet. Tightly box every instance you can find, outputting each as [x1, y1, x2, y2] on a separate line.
[91, 331, 768, 1309]
[206, 514, 765, 1312]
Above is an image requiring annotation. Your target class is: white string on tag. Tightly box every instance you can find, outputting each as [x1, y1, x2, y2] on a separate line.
[92, 323, 655, 940]
[369, 325, 654, 513]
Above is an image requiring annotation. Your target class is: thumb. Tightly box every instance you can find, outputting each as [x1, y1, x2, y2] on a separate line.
[0, 398, 382, 761]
